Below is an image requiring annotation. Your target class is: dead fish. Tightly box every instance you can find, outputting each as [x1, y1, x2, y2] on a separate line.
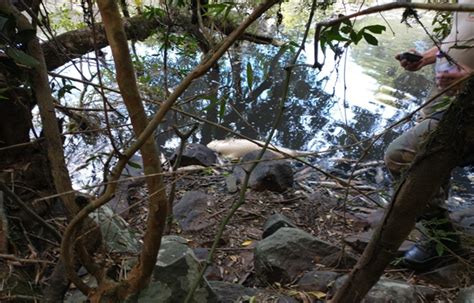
[206, 138, 314, 160]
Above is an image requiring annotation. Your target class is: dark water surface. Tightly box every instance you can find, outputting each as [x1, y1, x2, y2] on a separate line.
[59, 8, 474, 208]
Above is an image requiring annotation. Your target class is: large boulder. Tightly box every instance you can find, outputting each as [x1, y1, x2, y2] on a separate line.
[262, 213, 297, 239]
[457, 285, 474, 303]
[208, 281, 258, 303]
[138, 236, 217, 303]
[233, 150, 293, 192]
[170, 143, 217, 168]
[296, 270, 341, 292]
[255, 227, 342, 283]
[333, 277, 436, 302]
[90, 205, 140, 253]
[173, 191, 214, 232]
[419, 263, 473, 288]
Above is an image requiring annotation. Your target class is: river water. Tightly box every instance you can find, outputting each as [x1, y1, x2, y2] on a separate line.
[54, 4, 474, 208]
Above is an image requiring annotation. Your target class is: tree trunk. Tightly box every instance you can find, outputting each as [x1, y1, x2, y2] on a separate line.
[332, 77, 474, 302]
[93, 0, 168, 299]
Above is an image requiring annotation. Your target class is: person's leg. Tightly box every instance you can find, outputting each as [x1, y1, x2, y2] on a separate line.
[384, 118, 459, 270]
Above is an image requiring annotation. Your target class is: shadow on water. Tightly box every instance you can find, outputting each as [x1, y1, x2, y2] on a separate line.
[155, 13, 433, 162]
[151, 11, 474, 207]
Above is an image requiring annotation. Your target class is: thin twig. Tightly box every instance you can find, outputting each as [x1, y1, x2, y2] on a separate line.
[0, 182, 62, 241]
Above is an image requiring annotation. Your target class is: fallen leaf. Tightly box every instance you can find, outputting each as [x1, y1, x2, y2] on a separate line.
[241, 240, 253, 247]
[308, 290, 326, 299]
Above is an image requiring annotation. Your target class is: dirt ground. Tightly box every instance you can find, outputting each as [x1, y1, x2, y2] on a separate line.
[123, 158, 463, 302]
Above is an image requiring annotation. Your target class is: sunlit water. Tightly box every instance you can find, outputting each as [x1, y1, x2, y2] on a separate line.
[48, 6, 474, 208]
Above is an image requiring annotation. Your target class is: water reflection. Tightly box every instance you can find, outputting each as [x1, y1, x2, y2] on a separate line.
[155, 12, 434, 164]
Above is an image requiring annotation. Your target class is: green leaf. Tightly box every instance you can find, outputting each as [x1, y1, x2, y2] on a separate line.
[14, 29, 36, 44]
[363, 32, 378, 46]
[340, 25, 352, 34]
[349, 30, 362, 45]
[218, 97, 226, 121]
[202, 95, 219, 110]
[127, 160, 142, 169]
[432, 96, 454, 111]
[246, 62, 253, 91]
[435, 242, 444, 256]
[323, 31, 348, 42]
[363, 24, 386, 34]
[5, 47, 40, 68]
[57, 84, 78, 99]
[341, 17, 351, 27]
[204, 3, 227, 17]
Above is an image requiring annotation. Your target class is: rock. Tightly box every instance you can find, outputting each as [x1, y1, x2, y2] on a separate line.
[255, 227, 341, 283]
[90, 205, 140, 253]
[193, 247, 209, 262]
[457, 285, 474, 303]
[420, 263, 473, 288]
[319, 251, 358, 269]
[108, 154, 144, 219]
[208, 281, 258, 303]
[170, 143, 217, 167]
[296, 270, 340, 292]
[366, 208, 386, 228]
[138, 236, 217, 303]
[262, 213, 297, 239]
[333, 277, 436, 302]
[365, 279, 436, 303]
[225, 174, 238, 193]
[233, 150, 293, 192]
[344, 230, 414, 255]
[173, 191, 213, 232]
[208, 281, 299, 303]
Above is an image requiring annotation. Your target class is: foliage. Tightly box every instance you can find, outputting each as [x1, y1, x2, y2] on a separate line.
[431, 11, 452, 40]
[203, 2, 236, 19]
[48, 4, 86, 33]
[319, 18, 386, 58]
[0, 12, 39, 68]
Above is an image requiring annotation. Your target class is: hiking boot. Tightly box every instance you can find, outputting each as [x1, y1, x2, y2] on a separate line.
[402, 213, 461, 271]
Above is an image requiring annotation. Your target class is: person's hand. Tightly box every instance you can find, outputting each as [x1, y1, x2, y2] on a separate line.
[436, 65, 472, 89]
[436, 64, 472, 95]
[395, 50, 425, 71]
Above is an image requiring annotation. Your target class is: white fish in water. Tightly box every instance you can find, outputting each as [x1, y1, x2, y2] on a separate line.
[207, 138, 314, 160]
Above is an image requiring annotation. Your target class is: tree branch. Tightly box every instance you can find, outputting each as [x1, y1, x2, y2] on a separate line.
[43, 13, 282, 71]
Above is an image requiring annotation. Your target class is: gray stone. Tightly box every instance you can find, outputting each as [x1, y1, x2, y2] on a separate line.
[364, 280, 436, 303]
[457, 285, 474, 303]
[255, 227, 340, 283]
[209, 281, 300, 303]
[208, 281, 258, 303]
[262, 213, 297, 239]
[344, 230, 414, 255]
[170, 143, 217, 167]
[319, 250, 358, 268]
[138, 236, 217, 303]
[233, 150, 293, 192]
[420, 263, 473, 288]
[296, 270, 340, 292]
[90, 205, 140, 253]
[173, 191, 213, 232]
[225, 174, 238, 193]
[333, 276, 437, 303]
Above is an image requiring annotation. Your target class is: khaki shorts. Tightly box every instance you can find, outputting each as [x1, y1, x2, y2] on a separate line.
[384, 118, 449, 209]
